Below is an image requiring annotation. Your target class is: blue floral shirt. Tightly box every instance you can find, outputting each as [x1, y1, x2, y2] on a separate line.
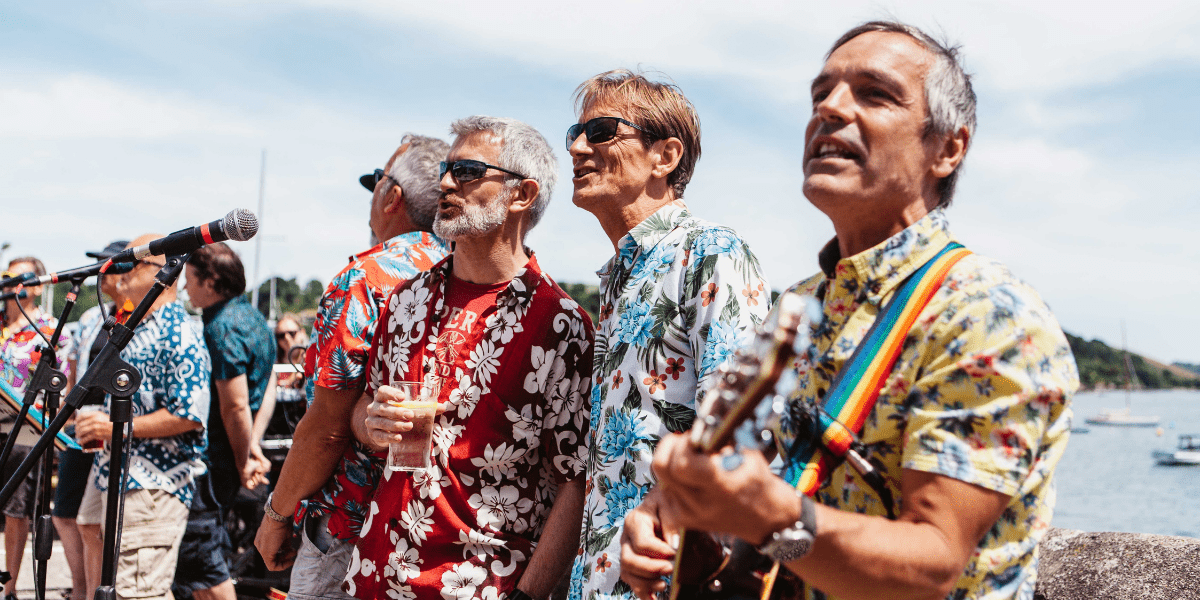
[92, 302, 211, 507]
[573, 204, 771, 600]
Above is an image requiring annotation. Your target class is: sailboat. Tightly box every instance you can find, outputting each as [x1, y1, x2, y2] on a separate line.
[1085, 321, 1160, 427]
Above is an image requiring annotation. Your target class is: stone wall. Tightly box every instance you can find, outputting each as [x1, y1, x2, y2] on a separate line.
[1037, 528, 1200, 600]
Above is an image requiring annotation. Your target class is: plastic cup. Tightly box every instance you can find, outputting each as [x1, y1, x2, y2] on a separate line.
[76, 404, 106, 453]
[386, 381, 440, 472]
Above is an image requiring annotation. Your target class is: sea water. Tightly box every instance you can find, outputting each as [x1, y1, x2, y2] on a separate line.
[1053, 389, 1200, 537]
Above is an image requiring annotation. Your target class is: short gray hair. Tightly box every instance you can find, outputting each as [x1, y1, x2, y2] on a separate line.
[449, 116, 558, 232]
[389, 133, 450, 231]
[828, 21, 976, 208]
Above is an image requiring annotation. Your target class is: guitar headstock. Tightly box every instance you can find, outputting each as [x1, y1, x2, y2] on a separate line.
[688, 291, 821, 454]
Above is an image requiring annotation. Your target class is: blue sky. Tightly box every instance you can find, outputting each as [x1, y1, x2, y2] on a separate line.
[3, 1, 1198, 363]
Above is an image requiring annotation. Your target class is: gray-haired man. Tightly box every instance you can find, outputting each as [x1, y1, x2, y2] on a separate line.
[255, 134, 452, 600]
[344, 116, 594, 600]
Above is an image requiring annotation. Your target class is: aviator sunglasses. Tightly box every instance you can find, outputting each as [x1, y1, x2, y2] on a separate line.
[439, 160, 528, 183]
[565, 116, 651, 151]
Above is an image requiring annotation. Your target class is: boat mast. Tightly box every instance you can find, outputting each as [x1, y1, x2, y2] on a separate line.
[1121, 320, 1141, 410]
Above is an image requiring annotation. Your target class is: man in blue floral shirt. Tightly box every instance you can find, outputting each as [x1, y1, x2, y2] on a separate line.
[566, 70, 770, 600]
[75, 234, 211, 600]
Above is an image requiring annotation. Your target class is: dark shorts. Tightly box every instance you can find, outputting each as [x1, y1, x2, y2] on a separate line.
[171, 472, 232, 598]
[2, 443, 38, 519]
[52, 444, 95, 518]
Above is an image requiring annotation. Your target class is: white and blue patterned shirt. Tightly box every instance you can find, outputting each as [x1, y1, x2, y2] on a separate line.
[92, 301, 211, 507]
[572, 204, 771, 600]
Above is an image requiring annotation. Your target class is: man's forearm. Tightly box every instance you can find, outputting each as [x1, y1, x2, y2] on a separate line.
[216, 375, 256, 471]
[132, 408, 202, 438]
[269, 385, 363, 516]
[516, 476, 585, 599]
[252, 371, 278, 444]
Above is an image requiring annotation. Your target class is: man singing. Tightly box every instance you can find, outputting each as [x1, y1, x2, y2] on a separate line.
[621, 22, 1078, 600]
[347, 116, 593, 600]
[567, 70, 770, 600]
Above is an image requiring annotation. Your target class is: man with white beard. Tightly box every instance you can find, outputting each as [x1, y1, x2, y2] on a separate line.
[343, 116, 595, 600]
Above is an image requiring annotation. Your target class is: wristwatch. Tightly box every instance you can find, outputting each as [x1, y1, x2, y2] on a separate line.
[264, 492, 292, 523]
[757, 492, 818, 563]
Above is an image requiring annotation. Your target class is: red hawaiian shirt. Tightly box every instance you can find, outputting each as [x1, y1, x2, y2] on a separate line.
[344, 253, 593, 600]
[296, 231, 450, 535]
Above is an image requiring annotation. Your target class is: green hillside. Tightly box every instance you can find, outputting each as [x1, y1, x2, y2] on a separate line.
[1066, 332, 1200, 390]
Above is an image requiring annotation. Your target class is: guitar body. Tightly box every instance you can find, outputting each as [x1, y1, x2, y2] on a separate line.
[665, 292, 820, 600]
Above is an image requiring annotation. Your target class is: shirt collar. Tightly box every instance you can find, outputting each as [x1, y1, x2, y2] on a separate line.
[818, 208, 954, 303]
[597, 203, 691, 278]
[348, 231, 446, 263]
[201, 296, 239, 323]
[430, 250, 544, 308]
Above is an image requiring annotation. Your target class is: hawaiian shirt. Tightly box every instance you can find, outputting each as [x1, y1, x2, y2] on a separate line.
[297, 231, 450, 531]
[202, 296, 274, 412]
[344, 253, 593, 600]
[69, 305, 109, 377]
[573, 204, 770, 600]
[92, 301, 211, 507]
[1, 310, 68, 395]
[777, 209, 1078, 600]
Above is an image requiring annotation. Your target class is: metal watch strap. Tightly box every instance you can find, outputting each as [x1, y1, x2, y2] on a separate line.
[758, 492, 818, 562]
[264, 492, 291, 523]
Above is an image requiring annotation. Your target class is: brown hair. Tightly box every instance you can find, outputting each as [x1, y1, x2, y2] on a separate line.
[7, 256, 46, 277]
[186, 242, 246, 300]
[574, 69, 702, 199]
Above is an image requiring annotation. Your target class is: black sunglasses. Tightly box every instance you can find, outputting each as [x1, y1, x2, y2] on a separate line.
[565, 116, 651, 151]
[439, 160, 527, 183]
[368, 168, 401, 192]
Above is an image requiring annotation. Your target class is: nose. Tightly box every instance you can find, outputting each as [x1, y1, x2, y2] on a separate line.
[439, 169, 458, 193]
[814, 82, 854, 124]
[568, 128, 591, 159]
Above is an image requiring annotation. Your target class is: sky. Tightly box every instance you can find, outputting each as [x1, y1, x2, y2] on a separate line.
[2, 0, 1198, 364]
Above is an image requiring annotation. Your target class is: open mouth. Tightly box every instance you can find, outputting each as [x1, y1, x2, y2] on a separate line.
[573, 166, 597, 179]
[810, 141, 861, 162]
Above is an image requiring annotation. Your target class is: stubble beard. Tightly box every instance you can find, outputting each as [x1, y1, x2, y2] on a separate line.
[434, 186, 511, 241]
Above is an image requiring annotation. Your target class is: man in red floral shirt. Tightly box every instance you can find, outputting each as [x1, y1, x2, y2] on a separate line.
[255, 134, 451, 600]
[348, 116, 593, 600]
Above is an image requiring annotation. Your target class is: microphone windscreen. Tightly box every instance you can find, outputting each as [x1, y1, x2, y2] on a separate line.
[224, 209, 259, 242]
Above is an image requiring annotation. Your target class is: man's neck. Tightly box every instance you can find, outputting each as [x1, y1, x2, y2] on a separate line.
[448, 229, 529, 285]
[2, 302, 38, 330]
[827, 196, 935, 259]
[376, 212, 422, 244]
[594, 194, 685, 250]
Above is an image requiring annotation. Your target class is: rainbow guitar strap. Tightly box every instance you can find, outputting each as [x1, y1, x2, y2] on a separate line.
[782, 242, 971, 499]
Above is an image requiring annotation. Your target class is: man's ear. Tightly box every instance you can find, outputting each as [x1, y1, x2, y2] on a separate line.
[930, 126, 969, 179]
[650, 137, 684, 180]
[383, 185, 405, 214]
[507, 179, 541, 214]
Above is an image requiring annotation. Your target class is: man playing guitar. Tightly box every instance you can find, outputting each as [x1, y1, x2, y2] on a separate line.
[620, 21, 1079, 600]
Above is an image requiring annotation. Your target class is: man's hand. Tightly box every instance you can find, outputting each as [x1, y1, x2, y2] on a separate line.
[619, 489, 679, 600]
[241, 444, 271, 489]
[362, 385, 446, 451]
[74, 410, 113, 445]
[254, 516, 296, 571]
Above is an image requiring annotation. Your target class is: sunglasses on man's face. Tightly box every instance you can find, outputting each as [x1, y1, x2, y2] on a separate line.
[275, 330, 299, 340]
[565, 116, 651, 151]
[370, 168, 401, 192]
[439, 160, 527, 184]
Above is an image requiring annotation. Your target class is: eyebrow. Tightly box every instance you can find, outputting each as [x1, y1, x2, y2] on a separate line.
[810, 68, 907, 96]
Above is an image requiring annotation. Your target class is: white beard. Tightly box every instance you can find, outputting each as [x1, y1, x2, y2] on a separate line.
[433, 187, 510, 241]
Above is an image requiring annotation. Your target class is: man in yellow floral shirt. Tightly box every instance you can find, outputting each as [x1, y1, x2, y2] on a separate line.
[621, 21, 1078, 600]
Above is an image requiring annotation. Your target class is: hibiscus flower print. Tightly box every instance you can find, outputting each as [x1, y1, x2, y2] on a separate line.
[700, 282, 719, 307]
[468, 484, 524, 529]
[440, 562, 487, 600]
[523, 346, 561, 394]
[392, 284, 431, 331]
[664, 357, 686, 380]
[742, 282, 764, 306]
[611, 370, 623, 388]
[643, 370, 668, 394]
[596, 553, 612, 573]
[484, 309, 523, 345]
[505, 404, 543, 447]
[384, 531, 421, 583]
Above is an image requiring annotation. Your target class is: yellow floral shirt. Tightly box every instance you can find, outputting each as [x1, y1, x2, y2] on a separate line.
[779, 209, 1078, 600]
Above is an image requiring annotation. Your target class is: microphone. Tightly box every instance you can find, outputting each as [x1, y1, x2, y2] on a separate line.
[104, 209, 259, 269]
[0, 272, 35, 289]
[21, 260, 136, 286]
[0, 289, 27, 302]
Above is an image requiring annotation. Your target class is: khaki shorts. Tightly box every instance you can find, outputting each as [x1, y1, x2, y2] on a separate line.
[76, 482, 189, 600]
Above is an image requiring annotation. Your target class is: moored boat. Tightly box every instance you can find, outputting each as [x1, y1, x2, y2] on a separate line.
[1153, 435, 1200, 466]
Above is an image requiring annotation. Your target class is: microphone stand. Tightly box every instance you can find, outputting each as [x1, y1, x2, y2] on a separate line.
[0, 254, 190, 600]
[0, 277, 80, 600]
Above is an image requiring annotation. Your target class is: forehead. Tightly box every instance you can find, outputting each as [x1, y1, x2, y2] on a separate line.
[579, 99, 633, 122]
[817, 31, 932, 91]
[8, 261, 35, 274]
[449, 130, 503, 161]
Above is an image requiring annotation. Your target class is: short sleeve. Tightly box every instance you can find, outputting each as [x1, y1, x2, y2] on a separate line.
[207, 321, 251, 382]
[900, 276, 1077, 496]
[684, 228, 772, 403]
[309, 268, 380, 392]
[537, 302, 594, 481]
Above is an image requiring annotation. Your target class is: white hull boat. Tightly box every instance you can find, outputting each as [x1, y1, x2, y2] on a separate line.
[1154, 435, 1200, 466]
